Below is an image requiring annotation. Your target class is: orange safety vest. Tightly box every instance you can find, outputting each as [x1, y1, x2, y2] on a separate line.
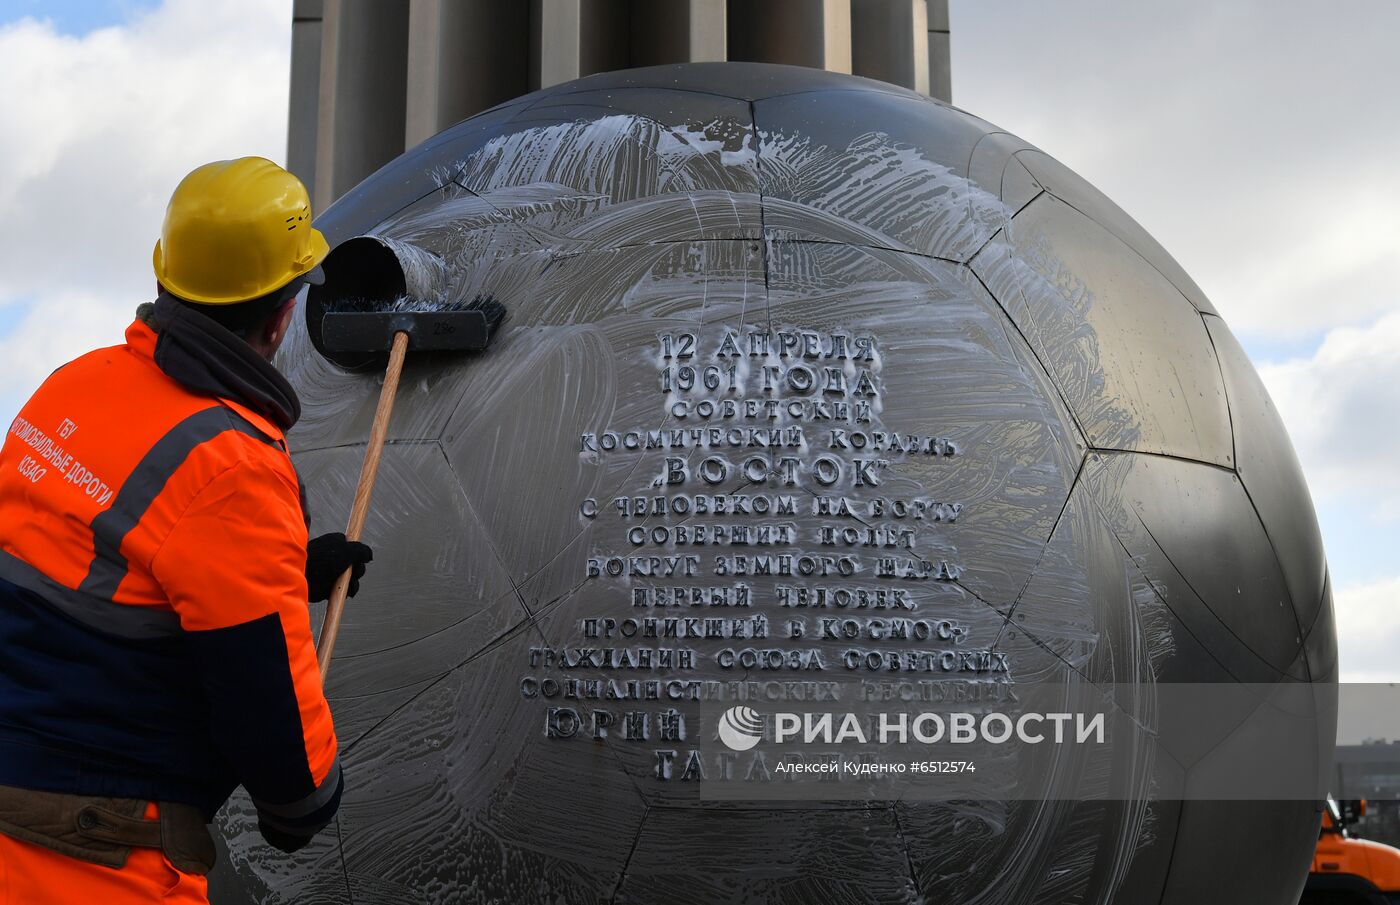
[0, 312, 339, 843]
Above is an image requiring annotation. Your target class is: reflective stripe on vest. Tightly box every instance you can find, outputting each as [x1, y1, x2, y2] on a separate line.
[0, 551, 178, 640]
[250, 757, 342, 826]
[4, 405, 278, 640]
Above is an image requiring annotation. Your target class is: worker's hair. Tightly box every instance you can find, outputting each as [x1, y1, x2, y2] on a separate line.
[171, 279, 304, 340]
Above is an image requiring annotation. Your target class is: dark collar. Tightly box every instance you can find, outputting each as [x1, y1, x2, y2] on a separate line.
[148, 293, 301, 431]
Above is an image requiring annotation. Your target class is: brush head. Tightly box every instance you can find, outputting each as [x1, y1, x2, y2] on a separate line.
[308, 234, 506, 366]
[321, 295, 507, 352]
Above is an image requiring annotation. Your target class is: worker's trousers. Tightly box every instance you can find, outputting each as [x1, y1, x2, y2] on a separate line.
[0, 802, 207, 904]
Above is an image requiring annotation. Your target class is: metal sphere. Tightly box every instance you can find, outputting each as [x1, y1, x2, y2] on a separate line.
[211, 63, 1335, 905]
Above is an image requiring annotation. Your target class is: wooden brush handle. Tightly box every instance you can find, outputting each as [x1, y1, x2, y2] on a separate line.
[317, 329, 410, 683]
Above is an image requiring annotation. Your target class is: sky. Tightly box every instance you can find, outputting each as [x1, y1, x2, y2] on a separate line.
[0, 1, 1396, 680]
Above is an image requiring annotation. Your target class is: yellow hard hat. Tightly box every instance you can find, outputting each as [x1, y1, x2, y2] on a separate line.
[153, 157, 329, 305]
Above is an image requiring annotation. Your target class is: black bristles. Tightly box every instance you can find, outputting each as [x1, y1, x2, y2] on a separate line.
[465, 295, 508, 332]
[320, 293, 507, 353]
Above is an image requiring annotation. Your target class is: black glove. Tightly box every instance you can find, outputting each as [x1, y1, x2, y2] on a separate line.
[258, 818, 313, 854]
[305, 532, 373, 602]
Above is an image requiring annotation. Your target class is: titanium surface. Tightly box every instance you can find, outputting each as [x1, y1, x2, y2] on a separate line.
[209, 63, 1335, 905]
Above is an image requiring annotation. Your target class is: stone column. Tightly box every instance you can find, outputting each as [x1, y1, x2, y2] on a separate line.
[630, 0, 727, 67]
[727, 0, 853, 74]
[852, 0, 929, 94]
[405, 0, 529, 147]
[926, 0, 951, 102]
[313, 0, 410, 212]
[286, 0, 322, 193]
[531, 0, 631, 90]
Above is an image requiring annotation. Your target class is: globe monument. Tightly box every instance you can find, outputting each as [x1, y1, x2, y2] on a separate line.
[210, 64, 1336, 905]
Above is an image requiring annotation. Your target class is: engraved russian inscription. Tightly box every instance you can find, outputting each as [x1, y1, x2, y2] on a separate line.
[526, 324, 1001, 778]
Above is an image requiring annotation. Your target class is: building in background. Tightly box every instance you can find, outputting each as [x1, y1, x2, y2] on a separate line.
[288, 0, 952, 210]
[1335, 742, 1400, 848]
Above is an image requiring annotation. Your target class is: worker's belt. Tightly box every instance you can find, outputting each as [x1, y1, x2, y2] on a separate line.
[0, 784, 216, 874]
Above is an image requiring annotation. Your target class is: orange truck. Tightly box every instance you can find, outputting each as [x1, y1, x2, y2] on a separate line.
[1301, 797, 1400, 904]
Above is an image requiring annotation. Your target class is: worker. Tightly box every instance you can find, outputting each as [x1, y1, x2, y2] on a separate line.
[0, 157, 373, 903]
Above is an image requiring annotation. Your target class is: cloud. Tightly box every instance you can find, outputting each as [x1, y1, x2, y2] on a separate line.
[0, 0, 289, 421]
[950, 0, 1400, 341]
[0, 291, 133, 422]
[1335, 575, 1400, 684]
[1258, 311, 1400, 519]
